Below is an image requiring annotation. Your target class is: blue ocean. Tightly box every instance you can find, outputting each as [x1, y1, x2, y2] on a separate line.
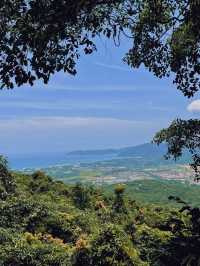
[7, 152, 117, 170]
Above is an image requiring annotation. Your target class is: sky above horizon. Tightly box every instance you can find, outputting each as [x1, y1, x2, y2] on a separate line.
[0, 38, 199, 157]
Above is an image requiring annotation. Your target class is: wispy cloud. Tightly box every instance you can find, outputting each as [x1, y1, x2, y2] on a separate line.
[0, 116, 154, 130]
[0, 116, 160, 155]
[95, 62, 131, 72]
[187, 100, 200, 112]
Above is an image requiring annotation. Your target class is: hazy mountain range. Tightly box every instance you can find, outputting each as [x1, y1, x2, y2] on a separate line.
[67, 143, 170, 159]
[10, 143, 190, 170]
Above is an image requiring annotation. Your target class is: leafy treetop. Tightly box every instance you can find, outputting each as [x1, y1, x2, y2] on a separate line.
[154, 119, 200, 179]
[0, 0, 200, 98]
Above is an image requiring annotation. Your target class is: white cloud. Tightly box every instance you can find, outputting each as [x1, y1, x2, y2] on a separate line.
[187, 100, 200, 112]
[95, 62, 131, 72]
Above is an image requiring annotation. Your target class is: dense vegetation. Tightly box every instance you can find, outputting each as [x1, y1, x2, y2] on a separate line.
[0, 1, 200, 264]
[1, 157, 200, 266]
[107, 180, 200, 207]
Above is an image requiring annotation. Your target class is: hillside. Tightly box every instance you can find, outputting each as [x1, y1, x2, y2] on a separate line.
[118, 143, 167, 158]
[65, 143, 166, 158]
[66, 143, 190, 162]
[1, 164, 200, 265]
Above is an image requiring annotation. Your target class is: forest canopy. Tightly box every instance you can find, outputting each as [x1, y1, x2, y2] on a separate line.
[1, 2, 200, 265]
[0, 0, 200, 98]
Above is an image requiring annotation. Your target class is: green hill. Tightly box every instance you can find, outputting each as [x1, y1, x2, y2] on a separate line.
[1, 159, 200, 265]
[66, 143, 190, 163]
[118, 143, 167, 158]
[65, 143, 166, 158]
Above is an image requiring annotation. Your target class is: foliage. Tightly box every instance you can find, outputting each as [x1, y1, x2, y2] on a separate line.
[0, 156, 15, 199]
[153, 196, 200, 266]
[0, 162, 199, 265]
[0, 0, 121, 89]
[154, 119, 200, 179]
[0, 0, 200, 98]
[72, 183, 92, 209]
[113, 184, 127, 213]
[106, 180, 200, 207]
[0, 1, 200, 265]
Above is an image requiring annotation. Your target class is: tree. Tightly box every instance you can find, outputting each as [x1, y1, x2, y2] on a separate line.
[0, 0, 199, 97]
[0, 156, 15, 199]
[113, 184, 127, 213]
[72, 183, 92, 209]
[0, 0, 121, 89]
[154, 119, 200, 179]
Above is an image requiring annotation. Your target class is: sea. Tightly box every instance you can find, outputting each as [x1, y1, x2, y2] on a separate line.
[6, 152, 117, 170]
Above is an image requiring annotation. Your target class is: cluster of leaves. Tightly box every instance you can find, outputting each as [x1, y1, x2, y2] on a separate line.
[1, 161, 200, 265]
[154, 119, 200, 180]
[0, 0, 122, 88]
[1, 0, 200, 98]
[0, 156, 15, 200]
[124, 0, 200, 98]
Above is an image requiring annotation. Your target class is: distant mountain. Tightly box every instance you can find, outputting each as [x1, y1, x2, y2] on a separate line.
[11, 143, 191, 170]
[66, 143, 167, 158]
[118, 143, 167, 158]
[66, 143, 191, 163]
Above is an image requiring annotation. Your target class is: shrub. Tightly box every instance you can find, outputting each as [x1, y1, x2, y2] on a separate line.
[72, 183, 92, 209]
[113, 184, 127, 213]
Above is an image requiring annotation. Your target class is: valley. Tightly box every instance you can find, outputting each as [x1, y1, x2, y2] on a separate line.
[21, 143, 194, 185]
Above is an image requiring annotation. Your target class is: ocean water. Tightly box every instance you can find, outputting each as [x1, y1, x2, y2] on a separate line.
[7, 152, 117, 170]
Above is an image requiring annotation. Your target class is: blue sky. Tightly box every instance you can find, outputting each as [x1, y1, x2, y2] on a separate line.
[0, 38, 199, 156]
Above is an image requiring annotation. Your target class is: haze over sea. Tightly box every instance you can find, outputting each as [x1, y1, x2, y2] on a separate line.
[8, 152, 117, 170]
[0, 38, 199, 166]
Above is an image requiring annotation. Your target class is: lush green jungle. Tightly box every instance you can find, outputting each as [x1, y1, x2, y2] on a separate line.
[1, 157, 200, 266]
[1, 0, 200, 265]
